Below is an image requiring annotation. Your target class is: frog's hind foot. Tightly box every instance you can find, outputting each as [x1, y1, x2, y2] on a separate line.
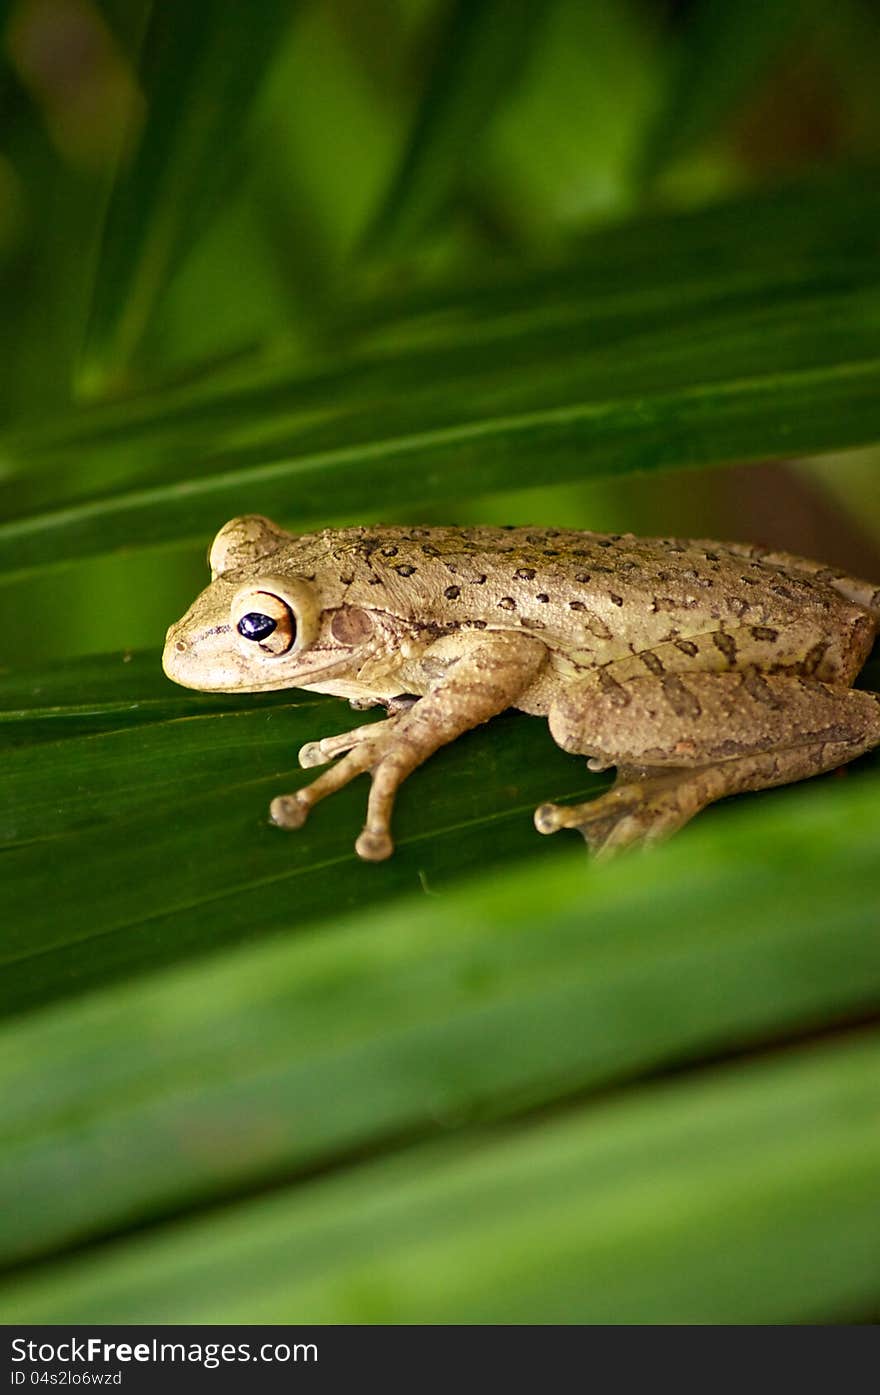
[535, 767, 715, 860]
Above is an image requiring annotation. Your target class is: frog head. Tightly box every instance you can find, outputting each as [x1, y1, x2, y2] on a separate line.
[162, 515, 378, 693]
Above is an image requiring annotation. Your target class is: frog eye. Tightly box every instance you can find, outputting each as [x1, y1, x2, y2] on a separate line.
[231, 577, 319, 658]
[232, 591, 295, 655]
[238, 612, 276, 641]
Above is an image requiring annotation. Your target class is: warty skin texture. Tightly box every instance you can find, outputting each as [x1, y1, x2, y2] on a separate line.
[163, 515, 880, 860]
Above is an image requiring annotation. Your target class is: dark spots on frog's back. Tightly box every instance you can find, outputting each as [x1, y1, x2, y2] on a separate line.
[395, 564, 416, 577]
[444, 585, 460, 599]
[652, 595, 698, 613]
[640, 650, 665, 675]
[663, 674, 702, 719]
[498, 597, 516, 610]
[713, 631, 737, 664]
[598, 668, 630, 707]
[750, 625, 779, 642]
[802, 639, 829, 675]
[674, 639, 698, 657]
[743, 671, 784, 708]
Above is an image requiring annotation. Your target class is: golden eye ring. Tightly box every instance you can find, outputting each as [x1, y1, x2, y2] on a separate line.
[230, 576, 320, 658]
[232, 591, 296, 656]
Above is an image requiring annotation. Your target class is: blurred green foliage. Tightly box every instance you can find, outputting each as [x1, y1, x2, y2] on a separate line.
[1, 0, 879, 1324]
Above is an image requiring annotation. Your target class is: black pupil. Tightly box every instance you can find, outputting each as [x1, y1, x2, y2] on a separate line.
[238, 612, 277, 641]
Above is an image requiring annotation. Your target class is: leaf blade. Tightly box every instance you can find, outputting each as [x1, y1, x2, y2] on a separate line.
[3, 167, 880, 578]
[3, 1030, 879, 1321]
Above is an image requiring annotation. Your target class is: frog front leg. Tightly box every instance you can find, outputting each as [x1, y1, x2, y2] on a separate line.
[537, 671, 880, 856]
[272, 631, 546, 860]
[299, 695, 421, 769]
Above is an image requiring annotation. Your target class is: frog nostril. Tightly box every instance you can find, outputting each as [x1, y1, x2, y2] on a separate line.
[175, 640, 187, 652]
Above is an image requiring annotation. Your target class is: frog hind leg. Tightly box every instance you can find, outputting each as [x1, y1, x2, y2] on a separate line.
[536, 671, 880, 857]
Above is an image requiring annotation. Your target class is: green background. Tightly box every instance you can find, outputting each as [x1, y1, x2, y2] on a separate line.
[1, 0, 879, 1323]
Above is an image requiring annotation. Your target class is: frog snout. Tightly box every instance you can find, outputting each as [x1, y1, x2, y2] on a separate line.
[162, 621, 244, 691]
[162, 625, 191, 682]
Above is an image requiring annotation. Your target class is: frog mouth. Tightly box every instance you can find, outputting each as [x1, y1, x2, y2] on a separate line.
[278, 648, 376, 690]
[161, 630, 374, 693]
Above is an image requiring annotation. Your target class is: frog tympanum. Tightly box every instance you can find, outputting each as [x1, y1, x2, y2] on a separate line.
[163, 515, 880, 860]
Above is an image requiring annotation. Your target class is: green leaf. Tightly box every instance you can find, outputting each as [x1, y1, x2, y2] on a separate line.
[79, 0, 297, 390]
[364, 0, 552, 250]
[3, 1030, 879, 1321]
[1, 763, 879, 1272]
[4, 6, 880, 1331]
[0, 647, 604, 1017]
[3, 166, 880, 580]
[3, 646, 878, 1014]
[638, 0, 809, 182]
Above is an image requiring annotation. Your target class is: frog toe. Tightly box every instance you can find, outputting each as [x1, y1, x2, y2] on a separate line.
[534, 802, 569, 834]
[269, 792, 310, 829]
[298, 715, 401, 771]
[298, 740, 331, 769]
[355, 828, 394, 861]
[534, 787, 666, 857]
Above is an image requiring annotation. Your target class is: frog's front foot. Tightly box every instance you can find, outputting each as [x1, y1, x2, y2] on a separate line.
[274, 634, 544, 862]
[272, 719, 408, 862]
[297, 714, 401, 770]
[271, 784, 392, 861]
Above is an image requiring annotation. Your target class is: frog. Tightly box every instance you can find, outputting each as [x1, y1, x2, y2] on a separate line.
[162, 514, 880, 861]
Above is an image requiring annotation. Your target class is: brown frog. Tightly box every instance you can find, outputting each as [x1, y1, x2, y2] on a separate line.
[163, 515, 880, 859]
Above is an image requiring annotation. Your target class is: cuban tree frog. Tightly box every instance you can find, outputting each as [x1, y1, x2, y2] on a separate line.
[163, 515, 880, 860]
